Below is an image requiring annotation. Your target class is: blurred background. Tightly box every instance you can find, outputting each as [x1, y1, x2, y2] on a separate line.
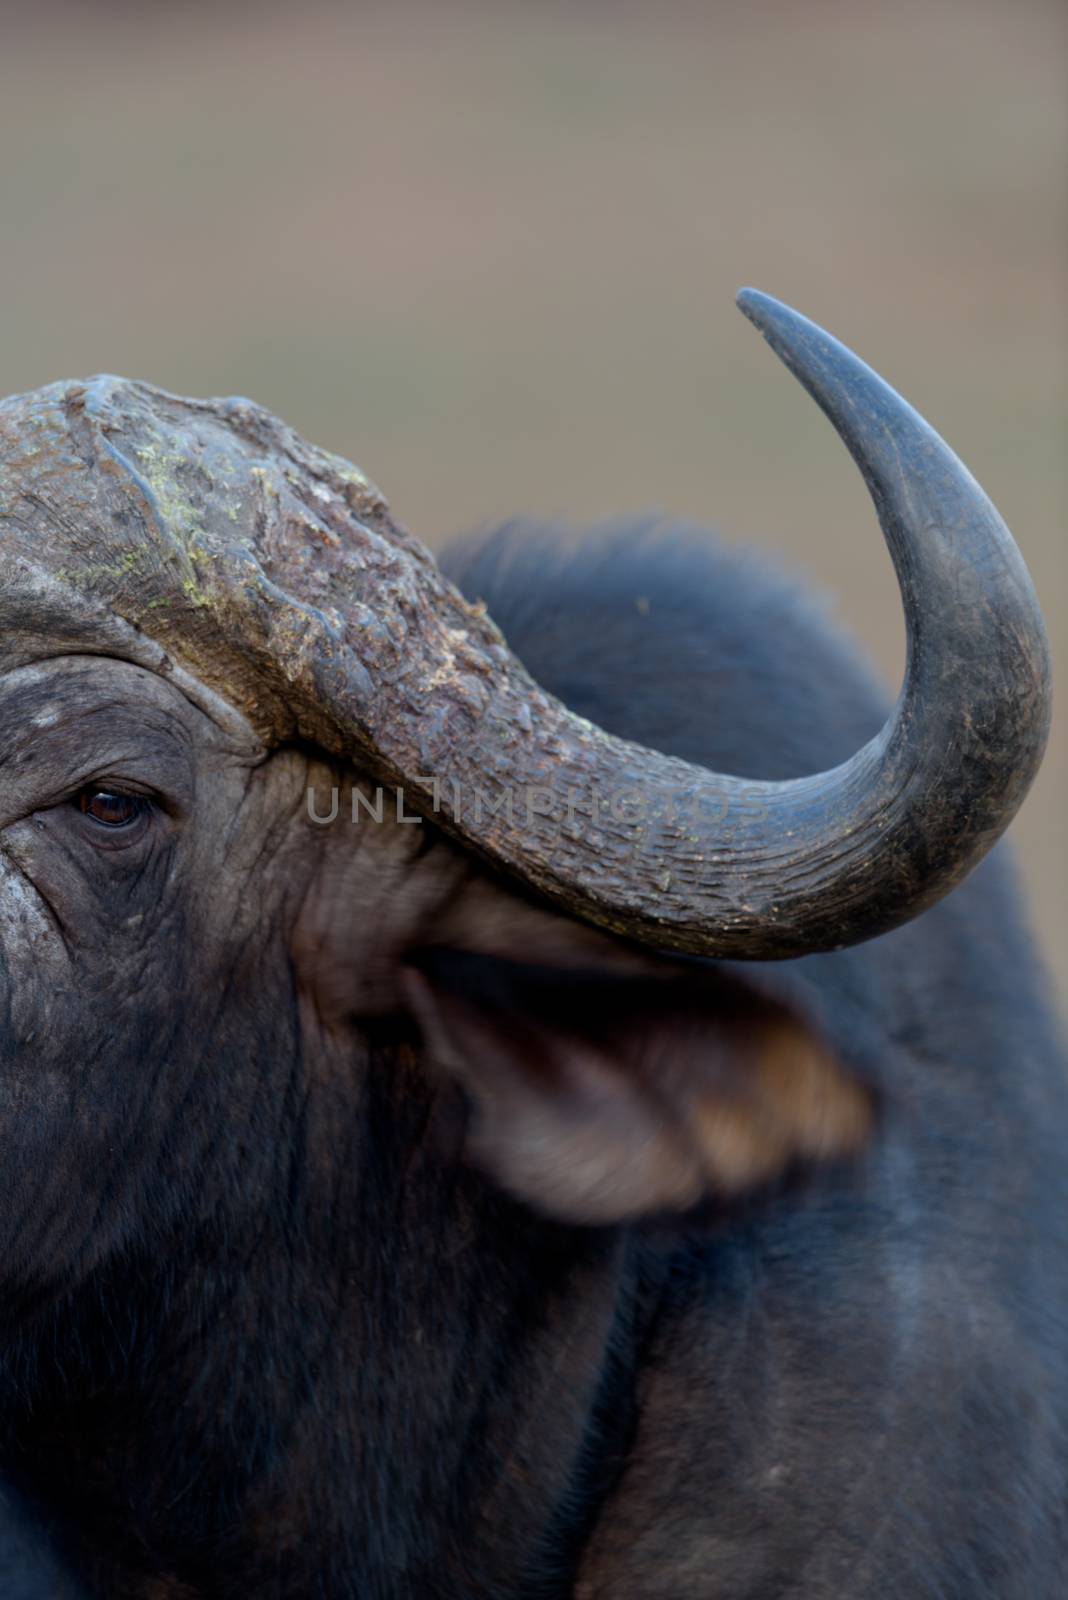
[1, 0, 1064, 999]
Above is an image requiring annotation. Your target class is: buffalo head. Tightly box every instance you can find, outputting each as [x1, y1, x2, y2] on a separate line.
[0, 291, 1049, 1292]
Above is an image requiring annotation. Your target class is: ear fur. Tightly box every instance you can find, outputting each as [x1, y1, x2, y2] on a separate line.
[402, 942, 873, 1225]
[291, 810, 873, 1225]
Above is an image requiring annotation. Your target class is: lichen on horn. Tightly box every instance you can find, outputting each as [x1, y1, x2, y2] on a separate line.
[0, 292, 1051, 958]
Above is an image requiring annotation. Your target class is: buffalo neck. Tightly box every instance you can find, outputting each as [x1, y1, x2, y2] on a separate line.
[3, 1037, 654, 1599]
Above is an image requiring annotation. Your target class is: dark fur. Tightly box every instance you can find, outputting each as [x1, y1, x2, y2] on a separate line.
[2, 520, 1065, 1597]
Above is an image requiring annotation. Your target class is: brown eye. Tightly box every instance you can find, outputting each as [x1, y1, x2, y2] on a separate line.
[75, 790, 147, 829]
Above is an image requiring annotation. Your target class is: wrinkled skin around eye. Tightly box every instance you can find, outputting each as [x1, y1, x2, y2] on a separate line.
[0, 652, 314, 1309]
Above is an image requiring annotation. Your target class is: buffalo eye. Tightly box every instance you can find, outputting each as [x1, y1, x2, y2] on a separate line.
[75, 790, 150, 830]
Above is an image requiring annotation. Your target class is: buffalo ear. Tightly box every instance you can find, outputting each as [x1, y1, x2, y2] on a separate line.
[402, 949, 873, 1225]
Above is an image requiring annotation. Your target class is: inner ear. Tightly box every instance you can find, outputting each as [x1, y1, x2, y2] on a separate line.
[402, 942, 874, 1226]
[291, 807, 875, 1225]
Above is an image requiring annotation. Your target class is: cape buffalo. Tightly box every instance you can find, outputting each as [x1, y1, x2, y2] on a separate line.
[0, 291, 1063, 1598]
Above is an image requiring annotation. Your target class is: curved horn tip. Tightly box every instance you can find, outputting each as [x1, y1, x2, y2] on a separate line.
[735, 286, 798, 336]
[735, 292, 818, 358]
